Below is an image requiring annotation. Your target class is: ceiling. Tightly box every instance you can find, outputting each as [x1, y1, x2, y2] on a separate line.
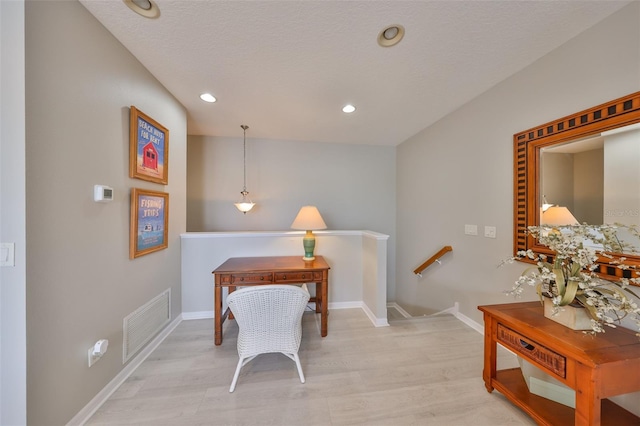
[79, 0, 631, 146]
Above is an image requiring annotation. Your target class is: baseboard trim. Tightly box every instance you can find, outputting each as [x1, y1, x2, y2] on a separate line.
[386, 301, 485, 334]
[182, 301, 388, 327]
[181, 310, 213, 320]
[386, 302, 412, 318]
[361, 302, 389, 327]
[454, 308, 484, 334]
[67, 315, 182, 426]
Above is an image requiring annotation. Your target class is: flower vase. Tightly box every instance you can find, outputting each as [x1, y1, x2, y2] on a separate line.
[543, 297, 592, 331]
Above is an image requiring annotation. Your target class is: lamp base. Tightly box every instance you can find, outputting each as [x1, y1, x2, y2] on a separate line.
[302, 256, 315, 262]
[302, 231, 316, 262]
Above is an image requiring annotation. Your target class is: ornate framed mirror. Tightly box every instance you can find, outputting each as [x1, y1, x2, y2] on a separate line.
[514, 91, 640, 285]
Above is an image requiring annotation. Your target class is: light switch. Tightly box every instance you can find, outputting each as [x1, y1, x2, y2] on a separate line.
[484, 226, 497, 239]
[464, 224, 478, 236]
[1, 243, 15, 267]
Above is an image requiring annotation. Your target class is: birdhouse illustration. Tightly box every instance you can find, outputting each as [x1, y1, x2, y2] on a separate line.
[142, 143, 158, 171]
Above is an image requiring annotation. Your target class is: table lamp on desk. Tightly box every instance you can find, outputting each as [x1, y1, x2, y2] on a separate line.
[291, 206, 327, 261]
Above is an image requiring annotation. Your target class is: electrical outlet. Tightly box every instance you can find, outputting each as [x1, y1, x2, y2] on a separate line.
[464, 224, 478, 236]
[484, 226, 497, 239]
[88, 347, 99, 367]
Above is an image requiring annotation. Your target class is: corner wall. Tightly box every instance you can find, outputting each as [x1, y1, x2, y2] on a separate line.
[25, 2, 187, 424]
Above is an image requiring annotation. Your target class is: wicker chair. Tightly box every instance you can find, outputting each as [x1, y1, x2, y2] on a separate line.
[226, 284, 310, 392]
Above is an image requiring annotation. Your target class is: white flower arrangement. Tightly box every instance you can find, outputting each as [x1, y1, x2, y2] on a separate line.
[502, 223, 640, 338]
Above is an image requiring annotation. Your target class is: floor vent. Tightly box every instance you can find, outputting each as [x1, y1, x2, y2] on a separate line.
[123, 288, 171, 363]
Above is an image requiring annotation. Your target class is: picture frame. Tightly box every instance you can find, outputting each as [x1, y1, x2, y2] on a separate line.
[130, 188, 169, 259]
[129, 106, 169, 185]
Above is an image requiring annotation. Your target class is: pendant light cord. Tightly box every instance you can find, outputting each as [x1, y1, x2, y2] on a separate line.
[241, 124, 249, 193]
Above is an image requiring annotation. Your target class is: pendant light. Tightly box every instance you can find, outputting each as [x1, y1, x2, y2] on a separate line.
[234, 125, 255, 214]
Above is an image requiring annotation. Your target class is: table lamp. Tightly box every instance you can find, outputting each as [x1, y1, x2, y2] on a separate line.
[541, 206, 579, 226]
[291, 206, 327, 261]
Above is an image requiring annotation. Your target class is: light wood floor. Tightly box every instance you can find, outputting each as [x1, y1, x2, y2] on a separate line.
[87, 309, 535, 425]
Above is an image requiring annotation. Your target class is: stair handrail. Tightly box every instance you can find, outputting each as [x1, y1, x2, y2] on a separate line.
[414, 245, 453, 277]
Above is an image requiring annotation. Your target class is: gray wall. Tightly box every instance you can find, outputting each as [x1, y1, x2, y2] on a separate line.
[187, 135, 397, 299]
[573, 149, 604, 225]
[24, 2, 186, 424]
[396, 4, 640, 410]
[395, 3, 640, 322]
[1, 1, 27, 424]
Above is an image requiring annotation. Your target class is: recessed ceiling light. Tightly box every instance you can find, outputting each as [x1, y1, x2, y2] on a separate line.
[200, 93, 217, 103]
[342, 104, 356, 113]
[378, 24, 405, 47]
[123, 0, 160, 19]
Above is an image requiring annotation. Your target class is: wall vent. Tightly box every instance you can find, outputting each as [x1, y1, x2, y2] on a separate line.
[123, 288, 171, 363]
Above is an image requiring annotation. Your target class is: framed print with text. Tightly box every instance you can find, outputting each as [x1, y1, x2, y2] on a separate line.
[129, 106, 169, 184]
[130, 188, 169, 259]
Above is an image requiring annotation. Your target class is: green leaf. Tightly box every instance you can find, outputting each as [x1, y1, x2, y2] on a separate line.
[553, 268, 566, 295]
[574, 294, 599, 321]
[570, 262, 581, 277]
[559, 280, 579, 306]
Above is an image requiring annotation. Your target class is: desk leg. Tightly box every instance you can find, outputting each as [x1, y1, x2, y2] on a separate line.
[228, 286, 235, 320]
[320, 275, 328, 337]
[214, 281, 222, 346]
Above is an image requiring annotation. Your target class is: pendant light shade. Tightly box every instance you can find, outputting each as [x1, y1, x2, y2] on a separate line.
[234, 125, 255, 214]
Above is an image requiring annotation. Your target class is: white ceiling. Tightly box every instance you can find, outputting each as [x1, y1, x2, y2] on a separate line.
[79, 0, 631, 146]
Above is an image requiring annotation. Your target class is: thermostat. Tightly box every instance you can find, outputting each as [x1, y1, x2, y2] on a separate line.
[94, 185, 114, 202]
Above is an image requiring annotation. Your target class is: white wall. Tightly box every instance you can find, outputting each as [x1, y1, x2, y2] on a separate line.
[0, 1, 27, 424]
[187, 135, 397, 301]
[396, 2, 640, 414]
[181, 230, 389, 325]
[25, 2, 187, 424]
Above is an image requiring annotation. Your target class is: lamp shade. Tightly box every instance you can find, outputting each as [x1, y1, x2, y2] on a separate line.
[291, 206, 327, 230]
[541, 206, 579, 226]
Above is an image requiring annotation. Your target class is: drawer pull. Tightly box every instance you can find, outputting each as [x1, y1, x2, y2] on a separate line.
[302, 274, 306, 279]
[520, 339, 535, 351]
[260, 276, 264, 280]
[240, 277, 244, 281]
[282, 275, 286, 280]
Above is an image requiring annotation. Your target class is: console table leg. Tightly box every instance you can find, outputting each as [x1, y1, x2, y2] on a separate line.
[483, 313, 496, 393]
[575, 363, 600, 426]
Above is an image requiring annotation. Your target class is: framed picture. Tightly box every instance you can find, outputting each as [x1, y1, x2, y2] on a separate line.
[129, 106, 169, 185]
[130, 188, 169, 259]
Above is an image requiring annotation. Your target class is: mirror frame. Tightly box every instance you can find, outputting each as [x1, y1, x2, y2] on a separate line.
[514, 91, 640, 285]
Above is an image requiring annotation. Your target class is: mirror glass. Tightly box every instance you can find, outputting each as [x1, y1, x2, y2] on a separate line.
[539, 123, 640, 254]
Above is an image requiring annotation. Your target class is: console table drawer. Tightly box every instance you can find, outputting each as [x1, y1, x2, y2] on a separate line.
[228, 273, 273, 284]
[274, 271, 322, 283]
[497, 324, 566, 378]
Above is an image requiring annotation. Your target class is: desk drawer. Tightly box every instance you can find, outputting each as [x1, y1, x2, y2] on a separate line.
[274, 271, 322, 283]
[230, 273, 273, 284]
[497, 324, 566, 378]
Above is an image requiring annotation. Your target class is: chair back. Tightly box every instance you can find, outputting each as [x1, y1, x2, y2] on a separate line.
[227, 285, 310, 358]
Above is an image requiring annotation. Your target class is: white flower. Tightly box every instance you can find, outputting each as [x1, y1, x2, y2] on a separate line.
[501, 223, 640, 338]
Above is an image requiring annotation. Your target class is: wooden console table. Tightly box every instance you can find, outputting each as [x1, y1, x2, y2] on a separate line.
[478, 302, 640, 426]
[212, 256, 330, 345]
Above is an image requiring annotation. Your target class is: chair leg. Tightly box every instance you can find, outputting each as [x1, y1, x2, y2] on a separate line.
[293, 353, 305, 384]
[229, 357, 244, 393]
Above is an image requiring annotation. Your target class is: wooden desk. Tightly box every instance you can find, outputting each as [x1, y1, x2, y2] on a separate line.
[212, 256, 330, 345]
[478, 302, 640, 426]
